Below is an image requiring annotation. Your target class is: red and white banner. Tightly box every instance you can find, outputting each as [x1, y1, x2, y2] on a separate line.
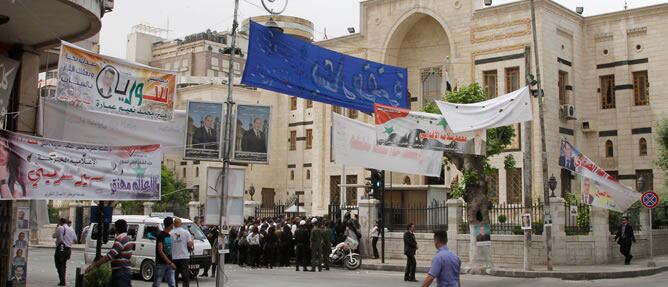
[374, 104, 485, 155]
[333, 113, 442, 177]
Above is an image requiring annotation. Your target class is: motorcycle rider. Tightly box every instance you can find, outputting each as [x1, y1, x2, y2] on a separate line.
[294, 220, 310, 272]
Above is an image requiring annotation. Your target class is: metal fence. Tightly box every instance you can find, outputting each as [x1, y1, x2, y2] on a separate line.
[254, 202, 286, 219]
[459, 201, 544, 235]
[383, 201, 448, 233]
[328, 204, 359, 223]
[609, 206, 642, 234]
[564, 201, 591, 235]
[652, 202, 668, 230]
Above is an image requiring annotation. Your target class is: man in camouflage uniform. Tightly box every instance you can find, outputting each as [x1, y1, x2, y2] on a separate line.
[321, 220, 332, 271]
[310, 218, 324, 272]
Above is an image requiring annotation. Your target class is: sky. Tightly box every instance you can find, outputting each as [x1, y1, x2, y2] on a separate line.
[100, 0, 668, 58]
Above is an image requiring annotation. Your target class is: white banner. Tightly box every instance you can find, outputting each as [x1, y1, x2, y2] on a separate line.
[0, 130, 161, 201]
[333, 113, 442, 177]
[435, 87, 532, 133]
[205, 167, 244, 226]
[1, 55, 20, 117]
[42, 100, 185, 155]
[374, 104, 485, 155]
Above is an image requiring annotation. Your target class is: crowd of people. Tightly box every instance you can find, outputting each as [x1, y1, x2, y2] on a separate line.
[225, 213, 363, 272]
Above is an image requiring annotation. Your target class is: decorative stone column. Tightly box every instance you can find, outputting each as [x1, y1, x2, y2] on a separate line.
[639, 209, 650, 235]
[358, 199, 380, 258]
[188, 201, 201, 220]
[549, 197, 567, 264]
[447, 199, 464, 255]
[143, 202, 155, 216]
[244, 201, 261, 219]
[591, 206, 610, 264]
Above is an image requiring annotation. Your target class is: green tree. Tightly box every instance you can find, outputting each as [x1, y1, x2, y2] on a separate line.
[656, 118, 668, 194]
[424, 82, 514, 270]
[119, 165, 190, 217]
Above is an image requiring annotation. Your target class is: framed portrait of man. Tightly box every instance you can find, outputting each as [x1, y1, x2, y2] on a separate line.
[184, 101, 224, 160]
[232, 104, 271, 164]
[521, 213, 532, 230]
[474, 224, 492, 246]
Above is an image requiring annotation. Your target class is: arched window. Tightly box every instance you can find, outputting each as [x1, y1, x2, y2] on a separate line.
[290, 170, 295, 181]
[639, 138, 648, 156]
[605, 140, 614, 158]
[306, 169, 311, 180]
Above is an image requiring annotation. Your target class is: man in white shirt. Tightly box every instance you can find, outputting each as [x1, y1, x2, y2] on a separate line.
[53, 218, 77, 286]
[171, 218, 193, 287]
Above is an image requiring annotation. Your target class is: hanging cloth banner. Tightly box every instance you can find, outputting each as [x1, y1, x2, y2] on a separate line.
[242, 21, 409, 114]
[333, 113, 442, 177]
[53, 41, 176, 121]
[435, 87, 532, 133]
[374, 104, 486, 155]
[0, 55, 20, 117]
[42, 100, 186, 155]
[0, 130, 161, 201]
[559, 139, 640, 212]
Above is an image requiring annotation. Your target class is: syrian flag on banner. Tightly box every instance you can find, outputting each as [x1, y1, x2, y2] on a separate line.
[435, 87, 533, 133]
[374, 104, 485, 155]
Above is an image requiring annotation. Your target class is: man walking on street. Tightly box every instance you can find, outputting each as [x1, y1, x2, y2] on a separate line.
[53, 218, 76, 286]
[310, 218, 324, 272]
[421, 231, 461, 287]
[614, 216, 636, 265]
[294, 220, 309, 272]
[404, 223, 418, 282]
[153, 217, 176, 287]
[172, 218, 194, 287]
[321, 220, 331, 271]
[371, 221, 380, 259]
[86, 219, 135, 287]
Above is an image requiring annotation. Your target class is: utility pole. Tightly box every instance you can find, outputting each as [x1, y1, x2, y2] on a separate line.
[522, 46, 533, 271]
[217, 0, 239, 286]
[530, 0, 553, 271]
[380, 170, 385, 264]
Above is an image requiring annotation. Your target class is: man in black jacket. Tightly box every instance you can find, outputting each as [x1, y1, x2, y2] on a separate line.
[614, 217, 636, 265]
[294, 221, 310, 272]
[403, 223, 418, 282]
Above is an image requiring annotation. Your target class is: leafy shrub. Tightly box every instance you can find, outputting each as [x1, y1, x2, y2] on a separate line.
[84, 262, 111, 287]
[497, 215, 507, 224]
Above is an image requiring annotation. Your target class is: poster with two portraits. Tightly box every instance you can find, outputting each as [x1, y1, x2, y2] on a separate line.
[184, 101, 271, 164]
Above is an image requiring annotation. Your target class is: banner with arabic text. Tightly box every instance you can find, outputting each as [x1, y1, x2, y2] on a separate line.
[1, 55, 20, 117]
[559, 139, 639, 212]
[374, 104, 485, 155]
[333, 113, 442, 177]
[242, 21, 408, 114]
[0, 130, 161, 200]
[54, 41, 176, 121]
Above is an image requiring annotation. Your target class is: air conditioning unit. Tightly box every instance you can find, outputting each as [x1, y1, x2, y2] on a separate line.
[560, 104, 576, 120]
[581, 120, 597, 133]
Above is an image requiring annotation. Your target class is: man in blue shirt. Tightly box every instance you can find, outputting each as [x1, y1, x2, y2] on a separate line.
[421, 231, 461, 287]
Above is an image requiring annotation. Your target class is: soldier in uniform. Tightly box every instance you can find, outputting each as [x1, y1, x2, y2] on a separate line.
[310, 218, 324, 272]
[321, 220, 332, 271]
[294, 220, 310, 272]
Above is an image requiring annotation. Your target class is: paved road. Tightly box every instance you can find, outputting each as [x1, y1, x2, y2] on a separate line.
[28, 247, 668, 287]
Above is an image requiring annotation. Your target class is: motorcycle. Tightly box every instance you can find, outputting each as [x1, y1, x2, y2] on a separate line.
[329, 238, 362, 270]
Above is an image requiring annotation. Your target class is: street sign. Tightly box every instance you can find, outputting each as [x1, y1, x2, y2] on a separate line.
[642, 191, 659, 209]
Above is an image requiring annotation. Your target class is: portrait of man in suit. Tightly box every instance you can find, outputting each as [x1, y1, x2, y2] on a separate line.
[559, 141, 576, 171]
[192, 115, 219, 150]
[97, 68, 117, 99]
[241, 117, 267, 153]
[474, 224, 491, 246]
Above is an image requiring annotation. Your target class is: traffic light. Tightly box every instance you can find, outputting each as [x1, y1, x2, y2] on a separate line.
[366, 169, 383, 198]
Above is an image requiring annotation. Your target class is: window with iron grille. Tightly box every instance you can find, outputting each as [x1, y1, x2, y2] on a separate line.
[558, 70, 569, 105]
[306, 100, 313, 109]
[346, 175, 358, 206]
[305, 129, 313, 150]
[505, 67, 520, 93]
[483, 70, 498, 99]
[290, 97, 297, 111]
[506, 168, 522, 204]
[633, 71, 649, 106]
[421, 67, 442, 104]
[332, 105, 342, 114]
[289, 130, 296, 151]
[600, 75, 615, 109]
[347, 109, 358, 119]
[605, 140, 614, 158]
[639, 138, 648, 156]
[487, 169, 499, 204]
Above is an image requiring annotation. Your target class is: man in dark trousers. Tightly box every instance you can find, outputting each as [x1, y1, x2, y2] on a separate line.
[53, 218, 76, 286]
[294, 220, 310, 271]
[614, 216, 636, 265]
[403, 223, 418, 282]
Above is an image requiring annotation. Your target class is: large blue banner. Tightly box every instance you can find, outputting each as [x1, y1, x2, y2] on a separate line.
[241, 21, 409, 114]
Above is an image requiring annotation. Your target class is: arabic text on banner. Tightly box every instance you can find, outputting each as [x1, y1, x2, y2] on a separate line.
[374, 104, 486, 155]
[42, 100, 185, 155]
[242, 21, 409, 114]
[333, 113, 442, 177]
[0, 55, 20, 117]
[54, 41, 176, 121]
[435, 87, 532, 133]
[0, 130, 161, 201]
[559, 139, 640, 212]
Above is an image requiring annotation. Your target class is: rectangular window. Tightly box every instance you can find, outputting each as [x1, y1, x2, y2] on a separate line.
[506, 168, 522, 204]
[600, 75, 616, 109]
[290, 97, 297, 111]
[195, 167, 199, 178]
[305, 129, 313, 150]
[306, 100, 313, 109]
[633, 71, 649, 106]
[421, 67, 443, 103]
[289, 131, 296, 151]
[346, 175, 358, 206]
[347, 109, 358, 119]
[332, 106, 341, 114]
[558, 70, 568, 105]
[505, 67, 520, 93]
[182, 167, 187, 178]
[487, 169, 499, 204]
[483, 70, 498, 99]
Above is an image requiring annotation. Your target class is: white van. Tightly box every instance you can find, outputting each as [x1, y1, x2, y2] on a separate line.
[84, 215, 213, 281]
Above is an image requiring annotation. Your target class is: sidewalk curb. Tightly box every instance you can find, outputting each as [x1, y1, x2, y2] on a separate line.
[361, 262, 668, 280]
[31, 244, 86, 251]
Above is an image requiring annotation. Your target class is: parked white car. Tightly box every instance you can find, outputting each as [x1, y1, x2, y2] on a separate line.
[84, 215, 212, 281]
